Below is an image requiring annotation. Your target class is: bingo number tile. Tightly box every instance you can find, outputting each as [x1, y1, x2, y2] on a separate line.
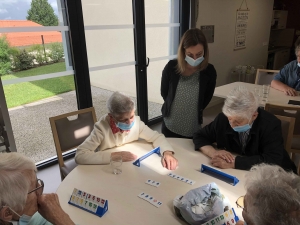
[201, 208, 239, 225]
[68, 188, 108, 217]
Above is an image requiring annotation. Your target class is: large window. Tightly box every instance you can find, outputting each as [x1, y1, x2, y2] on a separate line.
[0, 0, 190, 166]
[145, 0, 180, 120]
[0, 0, 77, 163]
[81, 0, 180, 121]
[81, 1, 136, 119]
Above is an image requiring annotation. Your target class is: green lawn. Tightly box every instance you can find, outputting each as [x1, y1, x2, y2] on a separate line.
[2, 62, 75, 108]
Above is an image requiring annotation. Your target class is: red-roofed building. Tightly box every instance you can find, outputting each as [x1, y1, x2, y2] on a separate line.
[0, 20, 62, 47]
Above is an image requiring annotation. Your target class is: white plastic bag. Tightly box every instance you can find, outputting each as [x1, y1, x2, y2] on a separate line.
[173, 183, 232, 225]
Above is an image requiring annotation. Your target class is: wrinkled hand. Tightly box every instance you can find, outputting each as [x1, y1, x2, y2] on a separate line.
[37, 194, 75, 225]
[284, 87, 297, 96]
[111, 151, 137, 162]
[212, 150, 234, 163]
[211, 157, 235, 169]
[162, 151, 178, 170]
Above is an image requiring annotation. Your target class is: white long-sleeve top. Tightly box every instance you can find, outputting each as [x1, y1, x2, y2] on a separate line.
[75, 114, 174, 165]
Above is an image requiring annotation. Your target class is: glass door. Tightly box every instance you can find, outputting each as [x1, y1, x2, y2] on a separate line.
[0, 0, 78, 164]
[145, 0, 180, 121]
[81, 0, 136, 120]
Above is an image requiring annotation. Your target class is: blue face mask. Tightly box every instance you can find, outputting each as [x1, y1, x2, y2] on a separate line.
[116, 119, 135, 130]
[19, 214, 32, 225]
[185, 55, 204, 67]
[6, 206, 32, 225]
[232, 123, 251, 133]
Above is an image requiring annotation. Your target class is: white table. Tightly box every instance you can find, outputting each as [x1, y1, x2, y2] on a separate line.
[214, 82, 300, 107]
[56, 138, 247, 225]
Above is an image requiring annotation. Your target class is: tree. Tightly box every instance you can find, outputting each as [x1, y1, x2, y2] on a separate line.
[0, 35, 11, 75]
[27, 0, 58, 26]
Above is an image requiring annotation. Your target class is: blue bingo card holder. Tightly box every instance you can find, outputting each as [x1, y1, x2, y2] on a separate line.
[68, 188, 108, 217]
[200, 164, 239, 186]
[133, 147, 161, 167]
[201, 208, 239, 225]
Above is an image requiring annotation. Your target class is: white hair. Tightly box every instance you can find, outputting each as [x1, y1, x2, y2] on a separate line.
[0, 153, 36, 212]
[106, 92, 135, 117]
[222, 86, 259, 119]
[245, 164, 300, 225]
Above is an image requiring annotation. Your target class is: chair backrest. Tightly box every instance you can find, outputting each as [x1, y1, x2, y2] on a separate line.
[49, 107, 97, 178]
[275, 115, 295, 158]
[255, 69, 279, 85]
[265, 103, 300, 136]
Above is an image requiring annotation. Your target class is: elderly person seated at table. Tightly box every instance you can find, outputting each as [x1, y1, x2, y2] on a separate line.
[193, 86, 297, 173]
[236, 164, 300, 225]
[271, 38, 300, 96]
[0, 152, 75, 225]
[75, 91, 178, 170]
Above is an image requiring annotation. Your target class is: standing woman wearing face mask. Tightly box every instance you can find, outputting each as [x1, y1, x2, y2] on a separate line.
[161, 28, 217, 139]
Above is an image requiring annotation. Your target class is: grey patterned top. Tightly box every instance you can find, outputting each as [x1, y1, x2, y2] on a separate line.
[164, 71, 201, 137]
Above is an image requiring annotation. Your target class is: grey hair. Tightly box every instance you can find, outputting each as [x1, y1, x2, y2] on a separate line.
[222, 86, 259, 119]
[245, 164, 300, 225]
[106, 92, 135, 117]
[0, 153, 37, 212]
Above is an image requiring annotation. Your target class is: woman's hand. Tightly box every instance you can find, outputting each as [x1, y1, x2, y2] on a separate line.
[212, 150, 234, 163]
[162, 151, 178, 170]
[111, 151, 137, 162]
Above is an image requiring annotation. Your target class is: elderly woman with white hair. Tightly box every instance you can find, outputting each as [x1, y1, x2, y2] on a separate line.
[235, 164, 300, 225]
[75, 91, 178, 170]
[193, 86, 296, 172]
[0, 152, 75, 225]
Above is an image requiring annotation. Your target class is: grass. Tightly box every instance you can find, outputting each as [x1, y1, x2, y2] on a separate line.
[2, 62, 75, 108]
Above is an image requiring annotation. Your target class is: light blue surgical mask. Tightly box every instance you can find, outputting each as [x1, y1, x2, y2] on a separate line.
[231, 118, 253, 133]
[297, 62, 300, 67]
[244, 221, 247, 225]
[18, 214, 32, 225]
[185, 55, 204, 67]
[116, 119, 135, 130]
[233, 124, 251, 133]
[232, 124, 251, 133]
[6, 206, 32, 225]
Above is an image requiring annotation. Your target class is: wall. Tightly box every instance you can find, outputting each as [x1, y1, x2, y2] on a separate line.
[274, 0, 300, 60]
[195, 0, 274, 105]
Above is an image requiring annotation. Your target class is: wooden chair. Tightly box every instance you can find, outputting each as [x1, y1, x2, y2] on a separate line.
[275, 115, 295, 158]
[255, 69, 279, 85]
[265, 103, 300, 137]
[49, 107, 97, 180]
[266, 103, 300, 174]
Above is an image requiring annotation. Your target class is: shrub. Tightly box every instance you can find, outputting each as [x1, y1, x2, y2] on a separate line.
[10, 47, 20, 70]
[13, 49, 34, 70]
[48, 42, 64, 63]
[0, 36, 11, 75]
[29, 44, 48, 65]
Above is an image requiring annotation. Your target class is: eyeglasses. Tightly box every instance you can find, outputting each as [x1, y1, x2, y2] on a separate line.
[236, 195, 244, 209]
[28, 179, 44, 195]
